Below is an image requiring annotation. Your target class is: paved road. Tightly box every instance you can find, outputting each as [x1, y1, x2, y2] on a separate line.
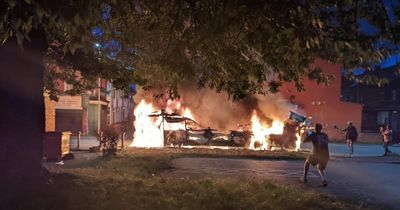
[165, 155, 400, 209]
[301, 142, 400, 157]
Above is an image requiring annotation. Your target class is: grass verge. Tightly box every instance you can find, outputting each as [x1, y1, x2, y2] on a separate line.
[123, 147, 308, 160]
[17, 148, 379, 210]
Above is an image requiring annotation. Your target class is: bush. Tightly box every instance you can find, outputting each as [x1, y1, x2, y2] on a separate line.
[100, 126, 120, 157]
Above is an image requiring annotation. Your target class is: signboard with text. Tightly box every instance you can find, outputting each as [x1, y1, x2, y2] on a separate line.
[55, 96, 82, 110]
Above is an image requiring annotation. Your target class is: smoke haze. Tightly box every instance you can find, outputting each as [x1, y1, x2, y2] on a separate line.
[135, 87, 295, 131]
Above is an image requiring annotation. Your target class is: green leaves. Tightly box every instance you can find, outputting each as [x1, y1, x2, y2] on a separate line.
[268, 81, 282, 93]
[7, 0, 17, 9]
[2, 0, 398, 100]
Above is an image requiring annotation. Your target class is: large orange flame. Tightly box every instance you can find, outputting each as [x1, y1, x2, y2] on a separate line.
[130, 99, 195, 148]
[130, 100, 164, 147]
[249, 111, 284, 150]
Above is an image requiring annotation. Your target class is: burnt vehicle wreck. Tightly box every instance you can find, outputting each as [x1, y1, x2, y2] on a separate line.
[147, 111, 230, 147]
[147, 110, 308, 150]
[268, 111, 309, 150]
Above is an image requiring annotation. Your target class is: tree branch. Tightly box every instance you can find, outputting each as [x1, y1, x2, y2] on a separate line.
[379, 0, 396, 39]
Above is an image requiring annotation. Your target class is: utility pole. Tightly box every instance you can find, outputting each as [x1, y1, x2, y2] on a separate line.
[110, 86, 113, 125]
[95, 43, 102, 136]
[161, 109, 165, 147]
[77, 131, 81, 150]
[97, 77, 101, 135]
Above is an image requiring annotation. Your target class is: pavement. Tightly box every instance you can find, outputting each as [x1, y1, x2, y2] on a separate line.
[43, 151, 100, 172]
[44, 136, 130, 170]
[69, 136, 99, 150]
[69, 135, 132, 150]
[301, 142, 400, 157]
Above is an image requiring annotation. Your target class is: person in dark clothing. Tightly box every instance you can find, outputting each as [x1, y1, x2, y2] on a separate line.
[204, 127, 214, 145]
[301, 123, 330, 187]
[343, 121, 358, 158]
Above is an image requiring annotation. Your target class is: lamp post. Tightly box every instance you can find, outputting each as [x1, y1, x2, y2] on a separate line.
[94, 42, 102, 136]
[97, 77, 101, 135]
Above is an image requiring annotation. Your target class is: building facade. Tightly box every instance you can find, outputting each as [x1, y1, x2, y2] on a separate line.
[279, 60, 364, 141]
[341, 67, 400, 142]
[109, 88, 135, 125]
[45, 79, 135, 136]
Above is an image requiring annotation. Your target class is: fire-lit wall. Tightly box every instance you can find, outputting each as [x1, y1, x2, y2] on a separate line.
[44, 92, 56, 132]
[279, 60, 363, 141]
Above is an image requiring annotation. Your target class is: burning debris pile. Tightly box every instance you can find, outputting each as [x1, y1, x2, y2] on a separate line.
[130, 88, 305, 151]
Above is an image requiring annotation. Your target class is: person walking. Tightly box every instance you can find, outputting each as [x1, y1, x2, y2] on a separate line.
[380, 126, 385, 142]
[343, 121, 358, 158]
[301, 123, 330, 187]
[381, 124, 392, 156]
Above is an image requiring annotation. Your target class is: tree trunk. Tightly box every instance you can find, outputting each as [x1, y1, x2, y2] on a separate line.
[0, 34, 47, 207]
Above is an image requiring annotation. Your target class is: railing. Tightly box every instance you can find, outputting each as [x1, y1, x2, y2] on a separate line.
[89, 93, 108, 102]
[71, 131, 127, 150]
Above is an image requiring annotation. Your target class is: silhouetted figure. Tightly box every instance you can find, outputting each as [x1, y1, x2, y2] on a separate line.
[380, 126, 385, 142]
[343, 121, 358, 158]
[302, 123, 330, 187]
[204, 127, 214, 145]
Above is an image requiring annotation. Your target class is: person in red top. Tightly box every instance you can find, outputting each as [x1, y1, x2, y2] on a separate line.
[381, 124, 392, 156]
[301, 123, 329, 187]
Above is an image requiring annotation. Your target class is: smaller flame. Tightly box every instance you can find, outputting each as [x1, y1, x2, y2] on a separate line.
[295, 125, 305, 151]
[166, 99, 181, 113]
[295, 133, 301, 151]
[182, 108, 194, 119]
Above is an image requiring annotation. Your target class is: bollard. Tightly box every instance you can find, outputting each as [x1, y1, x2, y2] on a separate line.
[77, 131, 81, 150]
[121, 132, 125, 149]
[99, 131, 103, 147]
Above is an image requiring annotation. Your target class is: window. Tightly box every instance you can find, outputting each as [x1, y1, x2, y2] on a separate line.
[112, 111, 116, 124]
[359, 95, 364, 103]
[64, 82, 73, 91]
[377, 111, 389, 125]
[391, 90, 397, 101]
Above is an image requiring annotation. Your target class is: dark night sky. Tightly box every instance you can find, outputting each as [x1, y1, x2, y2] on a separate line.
[352, 0, 400, 75]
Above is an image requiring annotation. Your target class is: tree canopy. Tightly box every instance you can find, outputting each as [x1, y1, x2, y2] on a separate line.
[2, 0, 400, 100]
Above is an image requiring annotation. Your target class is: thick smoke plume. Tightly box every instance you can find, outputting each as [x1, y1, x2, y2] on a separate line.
[134, 86, 295, 131]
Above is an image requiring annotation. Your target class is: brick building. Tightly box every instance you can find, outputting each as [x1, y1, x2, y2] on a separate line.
[341, 66, 400, 143]
[279, 60, 364, 141]
[44, 78, 135, 136]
